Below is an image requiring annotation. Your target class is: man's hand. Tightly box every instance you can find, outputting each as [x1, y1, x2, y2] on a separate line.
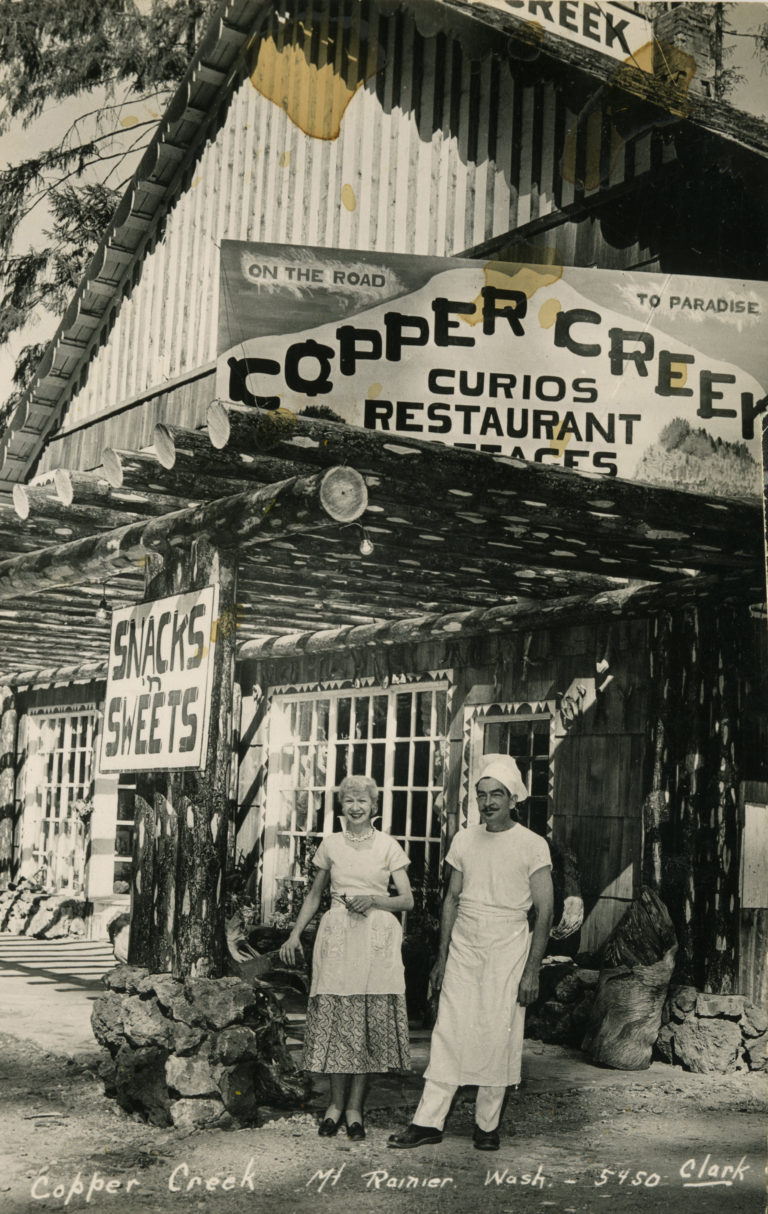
[550, 895, 584, 941]
[517, 964, 540, 1006]
[429, 956, 447, 994]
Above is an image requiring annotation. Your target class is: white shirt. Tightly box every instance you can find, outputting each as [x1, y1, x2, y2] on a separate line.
[445, 822, 551, 913]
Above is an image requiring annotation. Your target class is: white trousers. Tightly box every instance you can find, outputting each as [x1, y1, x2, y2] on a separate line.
[414, 1078, 506, 1132]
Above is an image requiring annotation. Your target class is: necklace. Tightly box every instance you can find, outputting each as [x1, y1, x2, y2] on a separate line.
[345, 826, 375, 845]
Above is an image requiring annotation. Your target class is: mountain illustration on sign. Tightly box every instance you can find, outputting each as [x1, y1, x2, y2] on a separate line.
[635, 419, 760, 500]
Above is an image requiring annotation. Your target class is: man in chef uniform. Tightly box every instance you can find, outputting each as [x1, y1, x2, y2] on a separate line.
[389, 753, 554, 1151]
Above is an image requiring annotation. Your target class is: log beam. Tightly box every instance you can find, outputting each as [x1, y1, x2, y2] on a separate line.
[0, 467, 367, 601]
[239, 574, 764, 661]
[207, 404, 763, 573]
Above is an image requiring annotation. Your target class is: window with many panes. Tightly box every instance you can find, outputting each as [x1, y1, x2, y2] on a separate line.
[31, 712, 96, 893]
[465, 703, 554, 838]
[263, 683, 448, 917]
[114, 774, 137, 891]
[481, 716, 551, 836]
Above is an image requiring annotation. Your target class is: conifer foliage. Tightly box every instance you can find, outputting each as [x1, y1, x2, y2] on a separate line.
[0, 0, 219, 424]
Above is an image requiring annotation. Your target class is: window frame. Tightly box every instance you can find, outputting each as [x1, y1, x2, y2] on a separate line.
[462, 699, 557, 836]
[261, 678, 451, 919]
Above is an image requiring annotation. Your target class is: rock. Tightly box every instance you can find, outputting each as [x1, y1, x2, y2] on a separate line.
[169, 1097, 226, 1129]
[574, 968, 600, 988]
[741, 1002, 768, 1038]
[165, 1054, 220, 1097]
[90, 993, 126, 1053]
[554, 973, 583, 1003]
[655, 1023, 676, 1063]
[170, 1020, 207, 1055]
[4, 891, 40, 934]
[219, 1063, 259, 1119]
[671, 985, 698, 1014]
[210, 1026, 261, 1065]
[103, 965, 147, 995]
[695, 994, 745, 1019]
[137, 973, 184, 1009]
[112, 1045, 171, 1126]
[122, 996, 174, 1049]
[744, 1031, 767, 1071]
[251, 1058, 306, 1106]
[168, 993, 208, 1028]
[107, 913, 131, 963]
[673, 1018, 743, 1073]
[26, 899, 60, 937]
[183, 976, 262, 1029]
[42, 900, 88, 938]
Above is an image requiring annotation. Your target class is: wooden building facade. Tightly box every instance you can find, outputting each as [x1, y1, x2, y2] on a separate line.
[0, 0, 766, 1000]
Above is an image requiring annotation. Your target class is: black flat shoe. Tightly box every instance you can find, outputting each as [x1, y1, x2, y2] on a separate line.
[473, 1125, 500, 1151]
[318, 1115, 345, 1137]
[346, 1120, 366, 1142]
[388, 1123, 443, 1148]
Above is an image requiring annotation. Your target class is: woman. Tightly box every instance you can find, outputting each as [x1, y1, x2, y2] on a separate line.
[279, 774, 413, 1141]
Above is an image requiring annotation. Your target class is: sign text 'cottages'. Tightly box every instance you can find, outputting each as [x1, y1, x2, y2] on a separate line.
[217, 242, 767, 500]
[100, 587, 219, 773]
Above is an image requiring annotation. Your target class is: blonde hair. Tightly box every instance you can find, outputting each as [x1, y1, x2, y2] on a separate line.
[337, 774, 379, 808]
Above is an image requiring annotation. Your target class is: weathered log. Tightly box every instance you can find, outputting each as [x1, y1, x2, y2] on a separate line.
[0, 467, 367, 601]
[643, 605, 746, 991]
[129, 539, 238, 979]
[101, 445, 270, 504]
[209, 403, 762, 544]
[152, 423, 303, 488]
[0, 684, 17, 886]
[13, 483, 144, 531]
[54, 465, 192, 518]
[8, 658, 107, 688]
[601, 888, 677, 968]
[239, 573, 762, 661]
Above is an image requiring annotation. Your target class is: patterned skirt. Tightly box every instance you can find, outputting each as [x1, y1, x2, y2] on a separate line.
[303, 993, 411, 1074]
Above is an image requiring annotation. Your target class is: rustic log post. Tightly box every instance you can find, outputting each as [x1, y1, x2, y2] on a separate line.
[128, 539, 238, 978]
[642, 604, 746, 991]
[0, 684, 18, 888]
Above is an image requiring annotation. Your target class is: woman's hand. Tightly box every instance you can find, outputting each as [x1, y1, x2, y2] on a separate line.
[279, 933, 303, 965]
[344, 894, 376, 915]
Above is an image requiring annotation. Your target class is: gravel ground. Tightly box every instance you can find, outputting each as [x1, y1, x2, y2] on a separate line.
[1, 1032, 765, 1214]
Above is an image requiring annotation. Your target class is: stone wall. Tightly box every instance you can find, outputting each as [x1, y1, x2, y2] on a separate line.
[91, 965, 306, 1128]
[656, 987, 768, 1073]
[0, 877, 87, 937]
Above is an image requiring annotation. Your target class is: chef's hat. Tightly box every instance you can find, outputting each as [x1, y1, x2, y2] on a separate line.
[476, 753, 528, 802]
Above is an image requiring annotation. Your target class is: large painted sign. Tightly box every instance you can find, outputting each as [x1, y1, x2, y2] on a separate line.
[217, 241, 767, 500]
[100, 587, 219, 773]
[467, 1, 652, 62]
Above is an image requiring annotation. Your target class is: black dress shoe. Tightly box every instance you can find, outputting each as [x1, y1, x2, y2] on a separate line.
[318, 1115, 345, 1137]
[346, 1120, 366, 1142]
[388, 1123, 443, 1148]
[473, 1125, 500, 1151]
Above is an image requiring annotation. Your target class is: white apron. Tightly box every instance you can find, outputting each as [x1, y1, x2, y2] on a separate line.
[424, 902, 531, 1087]
[310, 903, 406, 997]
